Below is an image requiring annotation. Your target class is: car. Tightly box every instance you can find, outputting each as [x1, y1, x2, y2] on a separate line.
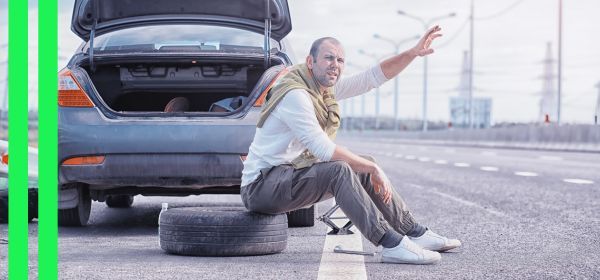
[0, 140, 39, 223]
[58, 0, 314, 226]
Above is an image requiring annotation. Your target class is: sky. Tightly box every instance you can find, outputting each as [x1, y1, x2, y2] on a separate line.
[1, 0, 599, 124]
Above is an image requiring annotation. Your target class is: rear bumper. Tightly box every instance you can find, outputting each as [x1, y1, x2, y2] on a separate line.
[59, 107, 259, 190]
[59, 153, 244, 188]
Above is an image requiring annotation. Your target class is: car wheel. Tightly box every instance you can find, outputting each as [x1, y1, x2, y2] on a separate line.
[159, 207, 288, 256]
[105, 195, 134, 208]
[58, 186, 91, 227]
[0, 196, 7, 223]
[28, 192, 38, 222]
[287, 205, 315, 227]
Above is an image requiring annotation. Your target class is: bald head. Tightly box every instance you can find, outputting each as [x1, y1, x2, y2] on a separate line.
[309, 37, 343, 61]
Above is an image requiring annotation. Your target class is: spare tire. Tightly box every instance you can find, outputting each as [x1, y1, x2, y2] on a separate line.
[159, 207, 288, 256]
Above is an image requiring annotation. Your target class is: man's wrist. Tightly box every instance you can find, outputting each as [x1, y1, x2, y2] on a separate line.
[406, 47, 419, 58]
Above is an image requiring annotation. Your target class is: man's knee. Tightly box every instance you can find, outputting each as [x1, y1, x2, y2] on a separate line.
[325, 160, 353, 175]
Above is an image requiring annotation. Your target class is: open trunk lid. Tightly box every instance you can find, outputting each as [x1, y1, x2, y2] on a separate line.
[71, 0, 292, 41]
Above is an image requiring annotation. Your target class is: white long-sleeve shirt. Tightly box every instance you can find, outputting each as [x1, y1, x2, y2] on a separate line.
[241, 64, 389, 187]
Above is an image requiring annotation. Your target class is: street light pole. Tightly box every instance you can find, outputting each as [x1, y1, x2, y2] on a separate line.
[557, 0, 563, 124]
[398, 10, 456, 131]
[372, 34, 420, 130]
[468, 0, 475, 129]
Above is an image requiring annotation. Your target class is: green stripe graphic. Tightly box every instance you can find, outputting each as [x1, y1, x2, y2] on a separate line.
[38, 0, 58, 278]
[8, 0, 29, 278]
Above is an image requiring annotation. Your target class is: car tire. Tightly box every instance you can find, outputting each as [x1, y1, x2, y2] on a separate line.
[287, 205, 315, 227]
[58, 186, 91, 227]
[28, 191, 38, 222]
[105, 195, 134, 208]
[159, 207, 288, 256]
[0, 196, 7, 223]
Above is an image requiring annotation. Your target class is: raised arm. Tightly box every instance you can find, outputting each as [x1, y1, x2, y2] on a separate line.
[380, 25, 442, 79]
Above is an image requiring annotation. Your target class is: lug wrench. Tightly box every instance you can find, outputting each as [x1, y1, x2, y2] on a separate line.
[333, 245, 376, 256]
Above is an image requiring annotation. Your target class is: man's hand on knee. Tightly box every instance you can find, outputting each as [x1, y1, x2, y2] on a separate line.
[370, 165, 392, 204]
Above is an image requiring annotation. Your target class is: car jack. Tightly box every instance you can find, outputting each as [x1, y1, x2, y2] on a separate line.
[316, 204, 354, 235]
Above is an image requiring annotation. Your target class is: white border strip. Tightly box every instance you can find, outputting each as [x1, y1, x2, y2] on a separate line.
[317, 205, 368, 280]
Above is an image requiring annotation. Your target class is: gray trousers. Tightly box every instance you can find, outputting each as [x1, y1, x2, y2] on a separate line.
[241, 157, 416, 245]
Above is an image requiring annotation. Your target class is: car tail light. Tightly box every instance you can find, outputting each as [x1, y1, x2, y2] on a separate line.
[254, 68, 289, 107]
[1, 153, 7, 165]
[58, 69, 94, 107]
[62, 156, 105, 166]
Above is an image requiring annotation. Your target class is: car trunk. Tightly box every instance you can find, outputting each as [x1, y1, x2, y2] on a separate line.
[78, 58, 283, 115]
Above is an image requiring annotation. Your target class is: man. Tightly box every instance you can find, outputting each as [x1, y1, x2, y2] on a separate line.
[241, 26, 461, 265]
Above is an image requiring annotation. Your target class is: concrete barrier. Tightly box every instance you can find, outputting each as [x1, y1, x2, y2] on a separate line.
[341, 124, 600, 153]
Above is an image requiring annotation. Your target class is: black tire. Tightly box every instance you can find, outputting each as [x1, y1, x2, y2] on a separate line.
[287, 205, 315, 227]
[159, 207, 288, 256]
[58, 186, 91, 227]
[105, 195, 134, 208]
[28, 191, 38, 222]
[0, 196, 7, 223]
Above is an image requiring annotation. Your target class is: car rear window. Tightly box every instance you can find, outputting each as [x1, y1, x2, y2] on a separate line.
[84, 24, 280, 54]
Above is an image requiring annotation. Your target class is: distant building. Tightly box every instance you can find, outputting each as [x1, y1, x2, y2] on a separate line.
[450, 97, 492, 128]
[449, 51, 492, 128]
[594, 83, 600, 124]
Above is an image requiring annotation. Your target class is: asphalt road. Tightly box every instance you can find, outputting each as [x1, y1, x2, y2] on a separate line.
[1, 134, 599, 279]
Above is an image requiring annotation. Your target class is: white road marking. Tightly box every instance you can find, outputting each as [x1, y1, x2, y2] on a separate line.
[418, 157, 431, 162]
[385, 152, 393, 157]
[453, 162, 470, 167]
[480, 166, 499, 172]
[563, 179, 594, 185]
[434, 160, 448, 165]
[482, 151, 497, 156]
[444, 148, 456, 153]
[318, 204, 368, 280]
[405, 155, 416, 160]
[407, 183, 508, 218]
[539, 155, 563, 161]
[418, 147, 427, 151]
[514, 171, 538, 177]
[394, 154, 403, 158]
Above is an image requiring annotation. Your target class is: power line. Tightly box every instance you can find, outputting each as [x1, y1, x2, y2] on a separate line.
[437, 18, 469, 49]
[475, 0, 527, 21]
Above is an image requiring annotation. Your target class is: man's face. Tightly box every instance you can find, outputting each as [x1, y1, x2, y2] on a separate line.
[307, 40, 345, 89]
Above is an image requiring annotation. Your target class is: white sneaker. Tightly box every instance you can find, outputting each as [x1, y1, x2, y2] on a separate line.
[409, 229, 462, 252]
[381, 237, 441, 265]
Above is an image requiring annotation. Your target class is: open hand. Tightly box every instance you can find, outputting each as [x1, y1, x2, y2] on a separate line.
[370, 165, 392, 204]
[412, 25, 443, 57]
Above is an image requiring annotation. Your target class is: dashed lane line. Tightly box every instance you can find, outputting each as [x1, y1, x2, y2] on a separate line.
[539, 155, 563, 161]
[418, 157, 431, 162]
[481, 151, 497, 156]
[434, 160, 448, 165]
[453, 162, 470, 167]
[407, 183, 508, 218]
[563, 179, 594, 185]
[480, 166, 499, 172]
[405, 155, 416, 160]
[514, 171, 538, 177]
[317, 203, 368, 280]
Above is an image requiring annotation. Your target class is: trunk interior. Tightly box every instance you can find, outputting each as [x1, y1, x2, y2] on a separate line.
[80, 58, 283, 114]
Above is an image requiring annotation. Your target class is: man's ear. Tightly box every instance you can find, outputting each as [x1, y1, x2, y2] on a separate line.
[306, 55, 314, 69]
